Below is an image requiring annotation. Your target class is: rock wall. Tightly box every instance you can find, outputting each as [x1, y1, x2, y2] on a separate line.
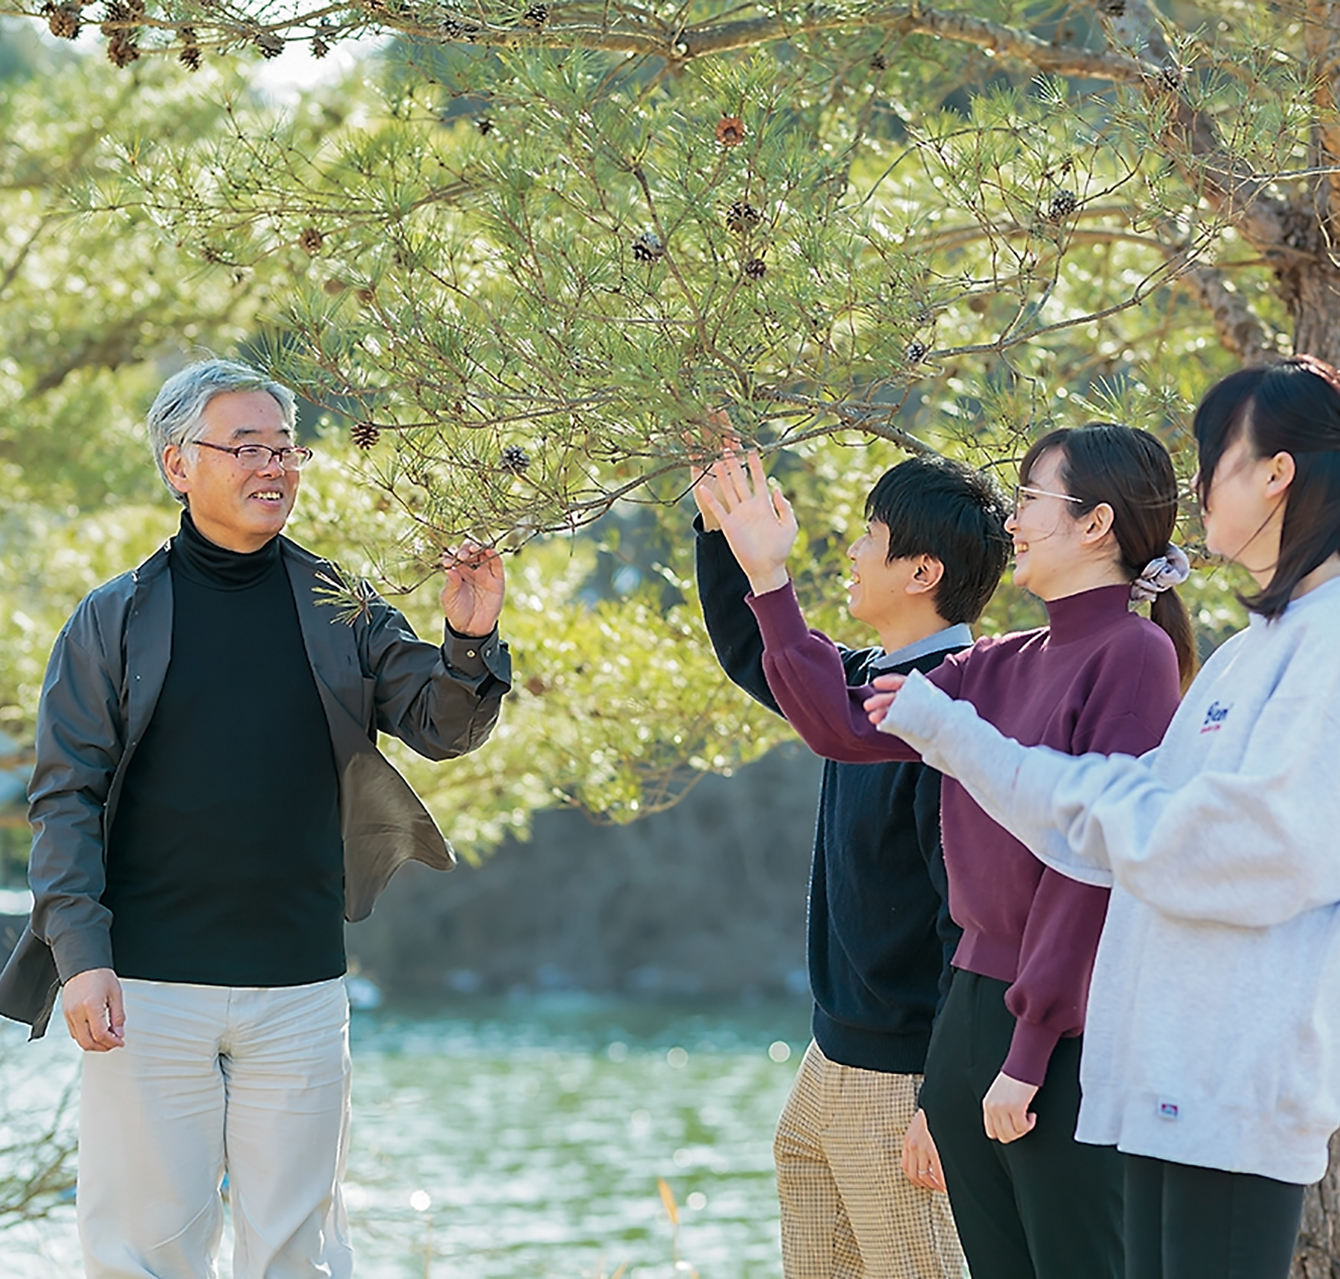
[346, 742, 821, 1000]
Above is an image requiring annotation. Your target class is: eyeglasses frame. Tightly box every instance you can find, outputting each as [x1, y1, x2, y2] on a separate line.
[1013, 483, 1084, 513]
[193, 439, 314, 471]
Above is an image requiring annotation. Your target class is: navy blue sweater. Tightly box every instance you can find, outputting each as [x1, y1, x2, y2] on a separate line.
[696, 524, 962, 1073]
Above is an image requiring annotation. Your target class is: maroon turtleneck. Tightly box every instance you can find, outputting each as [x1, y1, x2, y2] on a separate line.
[749, 580, 1180, 1085]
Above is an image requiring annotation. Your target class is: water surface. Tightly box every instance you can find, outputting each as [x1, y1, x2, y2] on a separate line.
[2, 995, 809, 1277]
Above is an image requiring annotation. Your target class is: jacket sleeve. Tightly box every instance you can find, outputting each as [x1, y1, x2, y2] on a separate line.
[358, 591, 512, 760]
[694, 521, 783, 714]
[748, 582, 922, 763]
[27, 599, 125, 982]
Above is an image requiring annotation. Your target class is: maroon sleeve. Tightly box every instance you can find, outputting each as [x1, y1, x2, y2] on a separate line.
[747, 583, 920, 763]
[1001, 626, 1181, 1084]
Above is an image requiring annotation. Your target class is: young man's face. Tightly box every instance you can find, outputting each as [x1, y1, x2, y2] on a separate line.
[846, 519, 924, 630]
[163, 391, 300, 553]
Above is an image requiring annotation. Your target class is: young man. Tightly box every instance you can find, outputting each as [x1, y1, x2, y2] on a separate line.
[0, 358, 511, 1278]
[694, 450, 1009, 1278]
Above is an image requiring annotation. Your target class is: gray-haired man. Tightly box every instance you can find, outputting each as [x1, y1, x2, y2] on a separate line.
[0, 359, 511, 1277]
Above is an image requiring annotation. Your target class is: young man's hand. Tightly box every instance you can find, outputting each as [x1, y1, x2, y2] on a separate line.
[695, 449, 798, 595]
[687, 409, 739, 532]
[901, 1108, 948, 1192]
[62, 967, 125, 1052]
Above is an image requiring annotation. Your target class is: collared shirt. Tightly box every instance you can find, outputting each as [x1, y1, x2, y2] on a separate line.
[869, 623, 975, 673]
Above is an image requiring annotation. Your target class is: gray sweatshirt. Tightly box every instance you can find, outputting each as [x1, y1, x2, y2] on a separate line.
[879, 575, 1340, 1185]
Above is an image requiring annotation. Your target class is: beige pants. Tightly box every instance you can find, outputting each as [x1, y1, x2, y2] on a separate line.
[775, 1040, 966, 1279]
[76, 977, 353, 1279]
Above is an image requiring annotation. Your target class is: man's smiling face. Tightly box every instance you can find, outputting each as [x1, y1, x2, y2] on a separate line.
[163, 390, 300, 553]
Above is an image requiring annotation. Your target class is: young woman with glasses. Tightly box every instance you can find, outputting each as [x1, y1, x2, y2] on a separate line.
[698, 422, 1194, 1279]
[861, 357, 1340, 1279]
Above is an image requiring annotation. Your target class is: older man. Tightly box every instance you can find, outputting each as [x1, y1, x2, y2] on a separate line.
[0, 358, 510, 1277]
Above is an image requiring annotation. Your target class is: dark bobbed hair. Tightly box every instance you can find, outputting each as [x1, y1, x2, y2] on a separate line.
[864, 454, 1011, 625]
[1021, 423, 1197, 690]
[1193, 355, 1340, 619]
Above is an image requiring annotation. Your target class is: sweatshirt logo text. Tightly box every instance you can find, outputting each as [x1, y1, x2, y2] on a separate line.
[1200, 702, 1230, 733]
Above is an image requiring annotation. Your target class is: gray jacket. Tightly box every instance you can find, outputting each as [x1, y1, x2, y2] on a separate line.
[0, 535, 512, 1036]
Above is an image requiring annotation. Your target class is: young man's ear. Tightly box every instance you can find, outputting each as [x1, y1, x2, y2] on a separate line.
[907, 555, 945, 596]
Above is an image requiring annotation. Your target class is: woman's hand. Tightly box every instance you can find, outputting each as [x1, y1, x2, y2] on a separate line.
[982, 1072, 1039, 1143]
[863, 673, 908, 725]
[901, 1108, 948, 1192]
[695, 448, 798, 595]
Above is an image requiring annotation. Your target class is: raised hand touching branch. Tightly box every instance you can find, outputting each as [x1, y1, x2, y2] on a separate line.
[687, 408, 740, 533]
[440, 539, 506, 637]
[695, 448, 798, 596]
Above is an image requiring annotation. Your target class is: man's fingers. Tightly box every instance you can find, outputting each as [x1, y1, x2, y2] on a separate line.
[697, 486, 726, 524]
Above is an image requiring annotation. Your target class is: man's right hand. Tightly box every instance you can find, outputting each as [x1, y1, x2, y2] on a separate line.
[62, 967, 125, 1051]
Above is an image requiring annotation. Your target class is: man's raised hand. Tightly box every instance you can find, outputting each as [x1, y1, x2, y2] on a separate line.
[440, 540, 506, 638]
[687, 409, 740, 532]
[695, 449, 798, 596]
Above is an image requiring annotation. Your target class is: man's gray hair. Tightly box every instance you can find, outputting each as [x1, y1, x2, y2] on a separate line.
[147, 359, 298, 505]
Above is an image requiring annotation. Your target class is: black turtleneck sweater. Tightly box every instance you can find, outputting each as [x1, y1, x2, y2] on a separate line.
[103, 513, 346, 987]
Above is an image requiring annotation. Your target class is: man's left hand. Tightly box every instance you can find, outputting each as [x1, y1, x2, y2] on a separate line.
[441, 540, 505, 637]
[982, 1071, 1039, 1143]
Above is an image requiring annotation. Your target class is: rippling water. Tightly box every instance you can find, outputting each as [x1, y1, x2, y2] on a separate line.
[2, 994, 810, 1277]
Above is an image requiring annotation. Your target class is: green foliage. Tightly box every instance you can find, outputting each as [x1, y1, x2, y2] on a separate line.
[8, 0, 1324, 848]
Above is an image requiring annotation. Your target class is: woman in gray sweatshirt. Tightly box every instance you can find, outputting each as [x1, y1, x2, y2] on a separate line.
[863, 355, 1340, 1279]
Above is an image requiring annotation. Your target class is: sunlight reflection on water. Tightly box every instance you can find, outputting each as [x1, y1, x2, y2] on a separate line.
[2, 994, 808, 1277]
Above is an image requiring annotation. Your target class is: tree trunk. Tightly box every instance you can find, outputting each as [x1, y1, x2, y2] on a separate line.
[1293, 1136, 1340, 1278]
[1278, 209, 1340, 368]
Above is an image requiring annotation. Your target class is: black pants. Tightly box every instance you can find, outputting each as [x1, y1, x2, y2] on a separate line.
[920, 969, 1123, 1279]
[1124, 1154, 1305, 1279]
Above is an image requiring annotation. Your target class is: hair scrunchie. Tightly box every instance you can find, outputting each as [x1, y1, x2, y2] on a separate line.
[1130, 543, 1191, 603]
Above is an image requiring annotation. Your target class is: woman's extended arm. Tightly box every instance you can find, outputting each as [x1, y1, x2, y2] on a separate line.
[879, 669, 1340, 926]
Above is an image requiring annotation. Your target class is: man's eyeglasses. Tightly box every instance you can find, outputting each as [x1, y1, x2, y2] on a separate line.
[1013, 483, 1083, 513]
[194, 440, 314, 472]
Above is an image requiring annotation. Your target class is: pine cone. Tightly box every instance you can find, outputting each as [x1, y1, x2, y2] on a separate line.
[477, 116, 494, 135]
[632, 230, 665, 263]
[715, 116, 746, 147]
[107, 33, 140, 66]
[351, 421, 381, 449]
[1158, 64, 1183, 91]
[1045, 190, 1078, 223]
[725, 200, 762, 234]
[441, 16, 480, 37]
[179, 28, 201, 69]
[906, 341, 928, 364]
[501, 444, 531, 473]
[311, 34, 330, 57]
[522, 2, 547, 26]
[742, 257, 767, 281]
[299, 227, 324, 255]
[870, 51, 887, 72]
[47, 4, 80, 39]
[256, 31, 284, 57]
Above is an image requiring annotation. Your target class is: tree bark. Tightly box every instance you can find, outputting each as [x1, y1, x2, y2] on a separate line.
[1292, 1137, 1340, 1279]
